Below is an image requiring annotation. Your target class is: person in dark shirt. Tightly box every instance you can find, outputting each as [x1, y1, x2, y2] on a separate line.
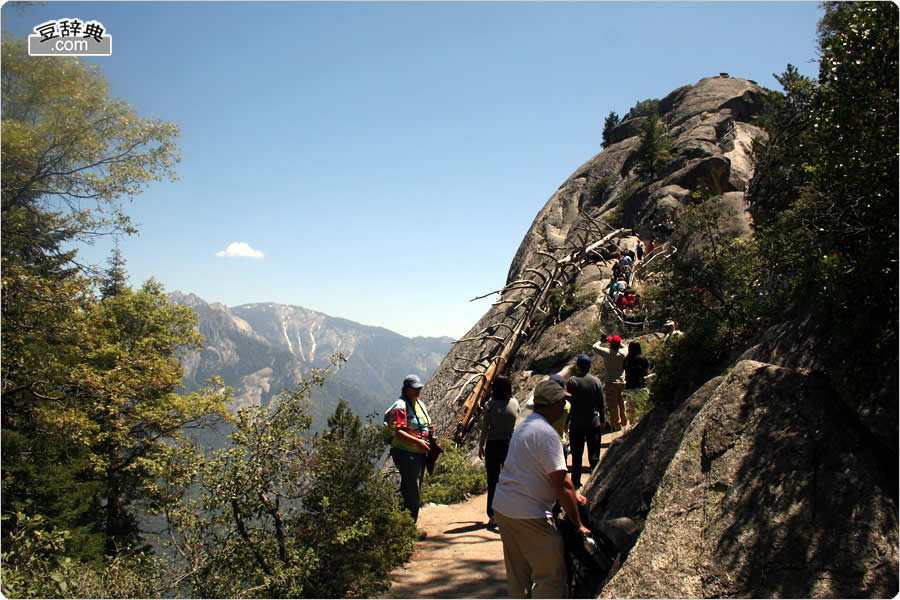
[622, 342, 650, 429]
[478, 375, 519, 527]
[565, 354, 607, 488]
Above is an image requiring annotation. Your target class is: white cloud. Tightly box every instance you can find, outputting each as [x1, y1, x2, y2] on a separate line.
[216, 242, 265, 258]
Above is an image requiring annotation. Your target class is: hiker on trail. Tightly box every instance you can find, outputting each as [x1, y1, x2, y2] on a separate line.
[636, 238, 644, 261]
[612, 260, 623, 280]
[524, 374, 571, 458]
[592, 335, 628, 432]
[493, 380, 590, 599]
[620, 252, 634, 270]
[547, 374, 571, 458]
[606, 279, 618, 298]
[566, 354, 608, 489]
[663, 319, 684, 344]
[387, 374, 433, 526]
[478, 375, 519, 528]
[622, 341, 650, 430]
[623, 288, 640, 311]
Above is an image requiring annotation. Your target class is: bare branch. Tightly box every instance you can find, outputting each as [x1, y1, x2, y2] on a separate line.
[469, 290, 502, 301]
[452, 335, 506, 345]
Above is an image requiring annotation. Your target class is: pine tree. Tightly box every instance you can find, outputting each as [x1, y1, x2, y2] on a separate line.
[601, 110, 620, 148]
[634, 102, 673, 177]
[99, 242, 129, 300]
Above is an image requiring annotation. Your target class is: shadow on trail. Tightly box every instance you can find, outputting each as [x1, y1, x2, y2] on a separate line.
[382, 514, 507, 599]
[444, 521, 491, 534]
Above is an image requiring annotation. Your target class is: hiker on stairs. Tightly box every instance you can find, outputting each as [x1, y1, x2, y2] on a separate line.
[592, 335, 628, 432]
[565, 354, 607, 489]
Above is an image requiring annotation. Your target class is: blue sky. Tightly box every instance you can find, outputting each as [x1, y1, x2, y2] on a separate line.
[2, 1, 823, 339]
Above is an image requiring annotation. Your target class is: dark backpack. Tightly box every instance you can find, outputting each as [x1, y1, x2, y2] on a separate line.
[556, 504, 622, 598]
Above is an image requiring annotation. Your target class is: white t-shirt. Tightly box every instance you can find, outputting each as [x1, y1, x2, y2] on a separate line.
[491, 412, 565, 519]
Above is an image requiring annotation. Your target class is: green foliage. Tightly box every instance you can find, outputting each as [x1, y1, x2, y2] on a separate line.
[0, 513, 164, 599]
[546, 284, 590, 325]
[2, 276, 230, 559]
[749, 1, 897, 406]
[623, 387, 652, 422]
[573, 319, 607, 356]
[642, 197, 781, 403]
[635, 101, 674, 178]
[154, 369, 418, 598]
[629, 98, 661, 119]
[1, 34, 196, 558]
[601, 111, 620, 148]
[588, 176, 612, 204]
[649, 2, 897, 410]
[0, 33, 228, 583]
[1, 37, 180, 243]
[648, 320, 733, 406]
[302, 401, 419, 597]
[420, 439, 487, 505]
[1, 512, 78, 598]
[99, 243, 129, 300]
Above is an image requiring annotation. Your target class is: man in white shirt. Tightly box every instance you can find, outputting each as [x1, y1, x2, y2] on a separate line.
[493, 380, 591, 598]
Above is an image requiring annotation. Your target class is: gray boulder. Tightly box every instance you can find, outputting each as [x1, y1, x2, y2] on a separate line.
[597, 360, 898, 598]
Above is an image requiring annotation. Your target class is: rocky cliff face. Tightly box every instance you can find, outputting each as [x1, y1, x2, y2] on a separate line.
[421, 75, 898, 597]
[424, 75, 767, 431]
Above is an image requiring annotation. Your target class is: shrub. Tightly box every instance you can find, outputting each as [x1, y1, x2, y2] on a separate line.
[0, 513, 164, 599]
[573, 319, 606, 356]
[420, 439, 487, 505]
[153, 367, 419, 599]
[546, 285, 590, 325]
[588, 176, 613, 203]
[623, 387, 653, 423]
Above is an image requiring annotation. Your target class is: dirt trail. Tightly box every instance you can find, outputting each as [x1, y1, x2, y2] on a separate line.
[381, 493, 506, 599]
[382, 430, 624, 599]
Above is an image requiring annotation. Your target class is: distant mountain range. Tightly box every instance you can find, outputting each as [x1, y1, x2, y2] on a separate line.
[168, 292, 452, 432]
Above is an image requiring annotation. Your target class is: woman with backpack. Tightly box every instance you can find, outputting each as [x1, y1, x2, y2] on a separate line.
[386, 374, 434, 528]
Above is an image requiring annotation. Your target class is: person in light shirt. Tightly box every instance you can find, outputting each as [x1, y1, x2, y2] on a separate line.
[492, 380, 590, 598]
[593, 334, 628, 432]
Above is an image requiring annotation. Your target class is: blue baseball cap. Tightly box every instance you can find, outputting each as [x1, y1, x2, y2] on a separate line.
[576, 354, 592, 370]
[548, 374, 566, 387]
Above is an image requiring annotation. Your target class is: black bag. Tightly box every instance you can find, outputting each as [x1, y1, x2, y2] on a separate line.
[555, 504, 622, 598]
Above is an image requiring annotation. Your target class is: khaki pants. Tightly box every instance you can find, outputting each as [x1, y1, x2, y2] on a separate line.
[606, 381, 627, 431]
[495, 511, 568, 598]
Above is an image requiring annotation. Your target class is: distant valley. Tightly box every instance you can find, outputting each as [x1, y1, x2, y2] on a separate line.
[168, 292, 452, 431]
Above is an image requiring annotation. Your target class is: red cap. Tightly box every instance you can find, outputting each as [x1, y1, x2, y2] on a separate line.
[608, 335, 622, 345]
